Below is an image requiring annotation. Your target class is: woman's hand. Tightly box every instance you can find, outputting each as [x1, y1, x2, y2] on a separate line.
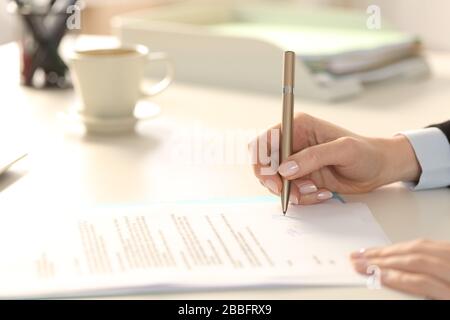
[351, 239, 450, 299]
[250, 113, 421, 204]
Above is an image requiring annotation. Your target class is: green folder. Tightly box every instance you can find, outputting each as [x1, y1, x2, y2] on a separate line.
[209, 7, 420, 75]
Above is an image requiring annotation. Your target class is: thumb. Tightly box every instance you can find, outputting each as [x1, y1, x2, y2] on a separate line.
[278, 137, 355, 180]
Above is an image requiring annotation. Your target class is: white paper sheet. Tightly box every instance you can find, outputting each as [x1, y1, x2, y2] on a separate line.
[0, 202, 389, 298]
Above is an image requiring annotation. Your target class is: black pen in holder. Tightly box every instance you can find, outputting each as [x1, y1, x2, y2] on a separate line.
[8, 0, 78, 89]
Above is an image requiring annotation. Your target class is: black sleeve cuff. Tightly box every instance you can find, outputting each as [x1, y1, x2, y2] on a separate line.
[428, 120, 450, 188]
[428, 120, 450, 143]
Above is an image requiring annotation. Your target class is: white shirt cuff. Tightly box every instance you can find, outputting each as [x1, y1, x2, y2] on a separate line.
[400, 128, 450, 190]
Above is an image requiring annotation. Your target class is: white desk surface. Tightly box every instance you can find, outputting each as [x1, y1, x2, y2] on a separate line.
[0, 41, 449, 300]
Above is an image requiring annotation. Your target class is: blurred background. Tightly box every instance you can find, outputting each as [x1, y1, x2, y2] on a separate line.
[0, 0, 444, 100]
[1, 0, 449, 51]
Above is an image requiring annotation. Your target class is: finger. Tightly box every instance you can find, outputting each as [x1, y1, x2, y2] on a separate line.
[297, 188, 333, 205]
[291, 180, 333, 205]
[250, 112, 316, 166]
[259, 177, 303, 204]
[258, 178, 321, 206]
[294, 180, 318, 195]
[249, 125, 281, 169]
[252, 160, 279, 185]
[352, 239, 450, 262]
[250, 113, 319, 179]
[259, 176, 282, 196]
[380, 268, 450, 300]
[250, 127, 282, 183]
[278, 137, 358, 180]
[352, 254, 450, 284]
[253, 162, 279, 184]
[259, 178, 327, 205]
[288, 184, 301, 205]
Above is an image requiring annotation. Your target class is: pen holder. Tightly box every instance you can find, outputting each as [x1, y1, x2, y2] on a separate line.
[8, 1, 76, 89]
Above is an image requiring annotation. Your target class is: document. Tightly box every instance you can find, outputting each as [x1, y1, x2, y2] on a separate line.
[0, 202, 389, 298]
[0, 142, 27, 176]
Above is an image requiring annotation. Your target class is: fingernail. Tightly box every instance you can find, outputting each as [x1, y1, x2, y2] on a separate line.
[317, 191, 333, 200]
[290, 195, 299, 205]
[299, 183, 318, 194]
[278, 161, 299, 177]
[351, 248, 366, 259]
[264, 180, 279, 194]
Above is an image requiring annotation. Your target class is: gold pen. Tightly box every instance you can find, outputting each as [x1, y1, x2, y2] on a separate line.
[281, 51, 295, 215]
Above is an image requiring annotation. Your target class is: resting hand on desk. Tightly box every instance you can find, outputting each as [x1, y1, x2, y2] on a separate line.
[250, 112, 421, 205]
[351, 239, 450, 300]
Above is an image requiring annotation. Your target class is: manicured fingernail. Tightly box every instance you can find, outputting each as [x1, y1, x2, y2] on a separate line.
[264, 180, 279, 194]
[299, 183, 318, 194]
[351, 248, 366, 259]
[278, 161, 299, 177]
[317, 191, 333, 200]
[290, 195, 299, 205]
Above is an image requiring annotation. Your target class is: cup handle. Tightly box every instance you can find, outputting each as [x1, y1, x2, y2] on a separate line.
[141, 52, 174, 97]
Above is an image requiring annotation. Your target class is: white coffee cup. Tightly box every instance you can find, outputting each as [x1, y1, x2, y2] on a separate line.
[69, 45, 173, 131]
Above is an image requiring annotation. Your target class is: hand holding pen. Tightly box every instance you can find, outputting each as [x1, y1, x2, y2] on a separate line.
[251, 113, 418, 206]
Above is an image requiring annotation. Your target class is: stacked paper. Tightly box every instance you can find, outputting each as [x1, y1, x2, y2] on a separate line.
[114, 3, 430, 100]
[212, 22, 428, 84]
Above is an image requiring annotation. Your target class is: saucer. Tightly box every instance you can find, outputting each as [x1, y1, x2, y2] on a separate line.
[62, 101, 161, 134]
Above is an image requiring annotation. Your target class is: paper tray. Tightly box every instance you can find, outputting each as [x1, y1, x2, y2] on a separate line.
[112, 1, 429, 101]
